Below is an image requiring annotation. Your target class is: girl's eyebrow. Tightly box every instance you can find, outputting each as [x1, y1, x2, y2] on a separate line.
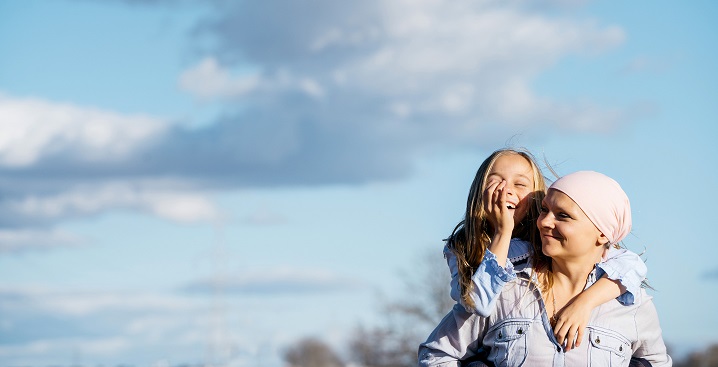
[515, 173, 532, 181]
[488, 172, 532, 180]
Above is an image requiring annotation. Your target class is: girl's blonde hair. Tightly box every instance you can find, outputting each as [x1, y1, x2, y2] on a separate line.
[446, 148, 547, 309]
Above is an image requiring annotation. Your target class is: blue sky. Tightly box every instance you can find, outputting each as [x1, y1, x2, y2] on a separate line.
[1, 0, 717, 366]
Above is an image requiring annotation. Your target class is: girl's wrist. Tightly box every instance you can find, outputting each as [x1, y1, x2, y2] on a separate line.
[575, 291, 600, 309]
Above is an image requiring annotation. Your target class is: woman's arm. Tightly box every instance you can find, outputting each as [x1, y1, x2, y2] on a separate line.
[443, 244, 462, 303]
[418, 304, 487, 367]
[632, 294, 672, 366]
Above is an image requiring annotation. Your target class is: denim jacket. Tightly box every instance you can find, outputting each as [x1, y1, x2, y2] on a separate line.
[419, 266, 672, 367]
[443, 238, 647, 316]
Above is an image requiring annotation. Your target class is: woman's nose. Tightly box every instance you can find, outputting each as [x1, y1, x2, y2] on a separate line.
[538, 213, 553, 228]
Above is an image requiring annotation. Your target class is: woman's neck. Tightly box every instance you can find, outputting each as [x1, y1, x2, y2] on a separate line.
[550, 258, 595, 296]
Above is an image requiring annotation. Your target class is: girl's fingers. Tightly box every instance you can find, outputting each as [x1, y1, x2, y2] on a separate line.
[554, 321, 567, 346]
[483, 180, 500, 201]
[498, 181, 507, 207]
[483, 181, 498, 210]
[566, 325, 578, 351]
[493, 180, 506, 206]
[559, 324, 583, 351]
[483, 180, 503, 212]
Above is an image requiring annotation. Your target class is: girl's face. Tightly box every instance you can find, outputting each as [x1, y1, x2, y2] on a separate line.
[537, 189, 605, 262]
[486, 154, 535, 224]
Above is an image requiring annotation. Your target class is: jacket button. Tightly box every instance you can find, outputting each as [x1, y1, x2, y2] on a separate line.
[595, 337, 601, 344]
[517, 329, 523, 334]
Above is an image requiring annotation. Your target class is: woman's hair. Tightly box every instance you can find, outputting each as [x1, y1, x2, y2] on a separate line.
[446, 148, 546, 309]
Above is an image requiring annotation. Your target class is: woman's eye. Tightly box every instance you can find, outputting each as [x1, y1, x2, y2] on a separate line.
[558, 212, 571, 219]
[540, 206, 548, 213]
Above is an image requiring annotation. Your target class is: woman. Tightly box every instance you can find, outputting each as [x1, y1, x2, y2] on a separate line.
[419, 171, 671, 367]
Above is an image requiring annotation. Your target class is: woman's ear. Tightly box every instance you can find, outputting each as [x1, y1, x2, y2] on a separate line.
[598, 233, 610, 260]
[597, 233, 610, 247]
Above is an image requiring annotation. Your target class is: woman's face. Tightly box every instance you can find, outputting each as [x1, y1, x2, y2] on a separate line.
[486, 154, 535, 225]
[537, 189, 605, 262]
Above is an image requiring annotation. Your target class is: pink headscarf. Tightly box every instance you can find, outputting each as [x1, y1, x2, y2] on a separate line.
[549, 171, 632, 245]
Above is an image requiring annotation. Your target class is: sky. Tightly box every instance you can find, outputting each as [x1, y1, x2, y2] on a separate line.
[0, 0, 717, 366]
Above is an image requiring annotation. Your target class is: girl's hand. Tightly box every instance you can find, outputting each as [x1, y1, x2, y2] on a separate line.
[483, 179, 514, 236]
[553, 298, 591, 352]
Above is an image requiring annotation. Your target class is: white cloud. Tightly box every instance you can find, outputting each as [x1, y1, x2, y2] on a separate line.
[0, 287, 200, 316]
[0, 94, 168, 167]
[0, 228, 84, 253]
[183, 266, 361, 294]
[144, 191, 223, 223]
[0, 1, 635, 251]
[178, 57, 261, 101]
[0, 337, 130, 361]
[0, 284, 370, 367]
[242, 205, 288, 226]
[194, 0, 628, 149]
[2, 183, 222, 229]
[0, 287, 210, 365]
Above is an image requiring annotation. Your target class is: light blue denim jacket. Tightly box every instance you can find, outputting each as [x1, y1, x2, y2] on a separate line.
[443, 238, 647, 316]
[419, 265, 672, 367]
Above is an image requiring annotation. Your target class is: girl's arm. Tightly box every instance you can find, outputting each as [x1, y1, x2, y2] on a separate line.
[552, 276, 623, 351]
[597, 247, 648, 305]
[466, 244, 523, 316]
[444, 180, 518, 313]
[465, 179, 516, 316]
[446, 239, 530, 316]
[553, 248, 647, 350]
[486, 180, 513, 267]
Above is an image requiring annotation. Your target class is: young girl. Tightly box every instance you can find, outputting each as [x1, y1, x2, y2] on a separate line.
[444, 148, 646, 351]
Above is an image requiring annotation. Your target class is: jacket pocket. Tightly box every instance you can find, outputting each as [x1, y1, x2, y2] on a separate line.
[588, 326, 631, 366]
[486, 319, 532, 367]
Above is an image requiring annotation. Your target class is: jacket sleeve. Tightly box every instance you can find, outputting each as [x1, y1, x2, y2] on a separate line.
[418, 303, 487, 367]
[597, 247, 647, 305]
[631, 293, 673, 367]
[443, 244, 462, 304]
[466, 249, 516, 317]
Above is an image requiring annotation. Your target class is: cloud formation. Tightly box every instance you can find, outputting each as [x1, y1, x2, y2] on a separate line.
[0, 287, 208, 365]
[2, 0, 632, 252]
[182, 267, 360, 295]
